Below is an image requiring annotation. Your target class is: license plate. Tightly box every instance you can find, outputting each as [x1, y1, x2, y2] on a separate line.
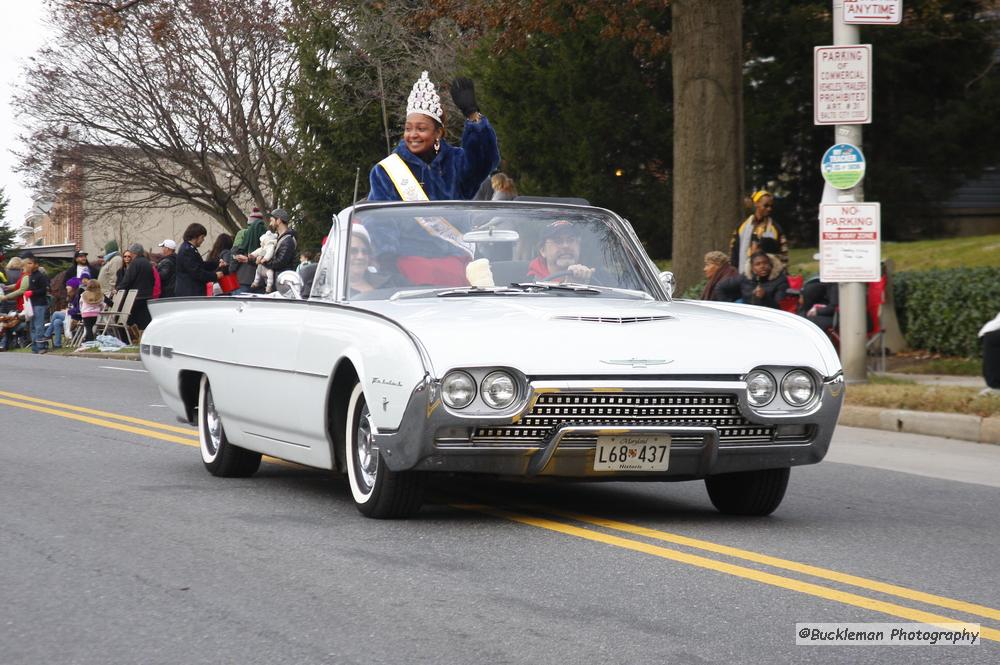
[594, 435, 670, 472]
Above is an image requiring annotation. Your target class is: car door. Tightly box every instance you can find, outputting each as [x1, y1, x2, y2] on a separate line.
[227, 296, 310, 460]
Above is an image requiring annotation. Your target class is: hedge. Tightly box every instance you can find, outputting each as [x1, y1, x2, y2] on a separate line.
[678, 266, 1000, 358]
[893, 267, 1000, 358]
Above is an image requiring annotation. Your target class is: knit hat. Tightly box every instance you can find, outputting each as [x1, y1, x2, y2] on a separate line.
[105, 240, 119, 254]
[248, 207, 263, 220]
[352, 223, 372, 248]
[406, 71, 442, 124]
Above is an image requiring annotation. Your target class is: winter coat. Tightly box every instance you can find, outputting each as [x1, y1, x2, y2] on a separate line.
[157, 253, 177, 298]
[263, 229, 298, 275]
[174, 241, 220, 297]
[368, 116, 500, 202]
[98, 254, 123, 297]
[8, 270, 51, 308]
[62, 262, 97, 284]
[233, 218, 268, 286]
[701, 264, 739, 301]
[718, 254, 788, 309]
[117, 255, 155, 300]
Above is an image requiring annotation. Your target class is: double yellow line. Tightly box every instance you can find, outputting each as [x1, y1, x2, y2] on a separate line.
[0, 390, 199, 445]
[455, 504, 999, 642]
[2, 389, 998, 641]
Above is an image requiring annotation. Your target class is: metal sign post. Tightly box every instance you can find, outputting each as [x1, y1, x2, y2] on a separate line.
[829, 2, 867, 382]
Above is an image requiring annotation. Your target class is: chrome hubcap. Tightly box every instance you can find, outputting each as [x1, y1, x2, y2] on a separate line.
[355, 403, 378, 490]
[204, 389, 222, 456]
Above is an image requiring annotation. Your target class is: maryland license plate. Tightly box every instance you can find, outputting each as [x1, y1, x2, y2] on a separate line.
[594, 435, 671, 471]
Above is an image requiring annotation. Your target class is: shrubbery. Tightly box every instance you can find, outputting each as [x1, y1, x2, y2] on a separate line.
[893, 268, 1000, 358]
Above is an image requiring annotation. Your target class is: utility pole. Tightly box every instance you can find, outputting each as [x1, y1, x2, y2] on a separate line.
[828, 1, 867, 383]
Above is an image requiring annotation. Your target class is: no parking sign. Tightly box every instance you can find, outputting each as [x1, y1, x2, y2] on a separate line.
[819, 203, 881, 282]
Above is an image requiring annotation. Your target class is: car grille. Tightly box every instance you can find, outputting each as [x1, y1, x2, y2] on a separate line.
[470, 392, 774, 446]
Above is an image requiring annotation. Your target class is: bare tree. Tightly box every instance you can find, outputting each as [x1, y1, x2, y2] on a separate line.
[17, 0, 297, 234]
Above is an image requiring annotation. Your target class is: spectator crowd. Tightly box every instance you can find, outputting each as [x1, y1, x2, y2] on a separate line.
[0, 207, 310, 354]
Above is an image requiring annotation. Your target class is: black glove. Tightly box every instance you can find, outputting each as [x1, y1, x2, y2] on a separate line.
[450, 78, 479, 117]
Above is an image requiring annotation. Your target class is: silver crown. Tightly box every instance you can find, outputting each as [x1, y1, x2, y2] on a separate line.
[406, 71, 442, 124]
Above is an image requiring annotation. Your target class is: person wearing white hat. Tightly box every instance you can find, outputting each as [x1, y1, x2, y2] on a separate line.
[368, 72, 500, 202]
[156, 239, 178, 298]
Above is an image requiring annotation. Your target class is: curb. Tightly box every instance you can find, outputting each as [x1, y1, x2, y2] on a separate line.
[839, 405, 1000, 445]
[64, 352, 140, 361]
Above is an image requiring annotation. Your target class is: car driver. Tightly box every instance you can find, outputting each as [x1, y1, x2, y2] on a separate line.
[526, 220, 596, 283]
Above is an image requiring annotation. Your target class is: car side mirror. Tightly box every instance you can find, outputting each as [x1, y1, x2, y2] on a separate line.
[658, 271, 675, 298]
[276, 270, 303, 299]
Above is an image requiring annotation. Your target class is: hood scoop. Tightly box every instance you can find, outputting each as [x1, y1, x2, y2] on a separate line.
[552, 314, 673, 324]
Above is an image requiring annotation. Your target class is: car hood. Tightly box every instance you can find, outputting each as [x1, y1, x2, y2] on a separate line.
[355, 296, 841, 379]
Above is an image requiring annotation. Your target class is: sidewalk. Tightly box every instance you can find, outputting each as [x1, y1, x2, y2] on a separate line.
[838, 371, 999, 445]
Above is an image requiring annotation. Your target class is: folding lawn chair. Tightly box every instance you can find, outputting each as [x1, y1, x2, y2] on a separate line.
[96, 290, 137, 345]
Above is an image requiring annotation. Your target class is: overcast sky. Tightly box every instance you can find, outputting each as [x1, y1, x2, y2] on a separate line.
[1, 2, 49, 227]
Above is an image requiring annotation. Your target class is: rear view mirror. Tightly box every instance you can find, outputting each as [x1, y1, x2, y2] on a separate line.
[462, 228, 520, 243]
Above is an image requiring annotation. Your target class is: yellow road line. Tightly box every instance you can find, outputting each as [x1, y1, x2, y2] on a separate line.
[542, 508, 1000, 623]
[0, 397, 198, 446]
[0, 390, 196, 435]
[456, 504, 1000, 643]
[5, 390, 996, 635]
[0, 394, 292, 467]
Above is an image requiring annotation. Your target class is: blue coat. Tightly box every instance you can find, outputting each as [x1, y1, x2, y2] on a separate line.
[368, 117, 500, 202]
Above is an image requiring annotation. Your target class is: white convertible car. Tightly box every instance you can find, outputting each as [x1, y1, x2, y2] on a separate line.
[142, 200, 844, 518]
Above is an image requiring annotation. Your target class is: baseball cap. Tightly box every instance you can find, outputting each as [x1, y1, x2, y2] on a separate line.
[74, 250, 88, 258]
[269, 208, 290, 223]
[541, 220, 579, 240]
[158, 239, 177, 250]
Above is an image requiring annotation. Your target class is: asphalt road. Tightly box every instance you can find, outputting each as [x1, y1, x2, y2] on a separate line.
[1, 353, 998, 664]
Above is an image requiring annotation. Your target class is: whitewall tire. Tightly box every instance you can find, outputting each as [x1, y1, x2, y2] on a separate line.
[198, 375, 261, 478]
[345, 382, 423, 518]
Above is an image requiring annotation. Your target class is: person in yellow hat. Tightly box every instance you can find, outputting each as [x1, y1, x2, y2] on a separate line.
[729, 190, 788, 276]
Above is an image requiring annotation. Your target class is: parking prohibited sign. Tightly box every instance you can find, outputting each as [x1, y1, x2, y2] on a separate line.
[819, 203, 881, 283]
[814, 45, 872, 125]
[843, 0, 902, 25]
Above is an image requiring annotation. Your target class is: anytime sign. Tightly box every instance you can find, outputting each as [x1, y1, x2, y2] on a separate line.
[843, 0, 902, 25]
[819, 203, 881, 282]
[814, 45, 872, 125]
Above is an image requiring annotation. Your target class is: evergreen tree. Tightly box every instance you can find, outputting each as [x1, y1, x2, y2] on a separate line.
[0, 188, 17, 259]
[466, 19, 674, 258]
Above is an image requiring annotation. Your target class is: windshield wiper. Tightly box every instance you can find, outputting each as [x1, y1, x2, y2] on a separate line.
[511, 281, 652, 299]
[510, 281, 602, 295]
[436, 286, 526, 297]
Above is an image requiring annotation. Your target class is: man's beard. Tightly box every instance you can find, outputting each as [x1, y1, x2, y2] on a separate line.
[553, 253, 578, 268]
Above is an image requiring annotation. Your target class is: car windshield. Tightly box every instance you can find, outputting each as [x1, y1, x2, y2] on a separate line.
[345, 203, 654, 301]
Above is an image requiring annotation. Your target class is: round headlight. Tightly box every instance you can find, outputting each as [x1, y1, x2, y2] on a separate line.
[746, 370, 776, 407]
[481, 371, 517, 409]
[442, 371, 476, 409]
[781, 369, 816, 406]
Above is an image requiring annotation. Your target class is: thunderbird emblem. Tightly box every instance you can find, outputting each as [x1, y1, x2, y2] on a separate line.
[601, 358, 673, 369]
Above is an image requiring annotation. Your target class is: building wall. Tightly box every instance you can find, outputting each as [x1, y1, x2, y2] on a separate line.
[35, 158, 242, 259]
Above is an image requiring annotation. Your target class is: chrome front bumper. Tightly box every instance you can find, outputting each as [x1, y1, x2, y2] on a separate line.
[372, 375, 844, 478]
